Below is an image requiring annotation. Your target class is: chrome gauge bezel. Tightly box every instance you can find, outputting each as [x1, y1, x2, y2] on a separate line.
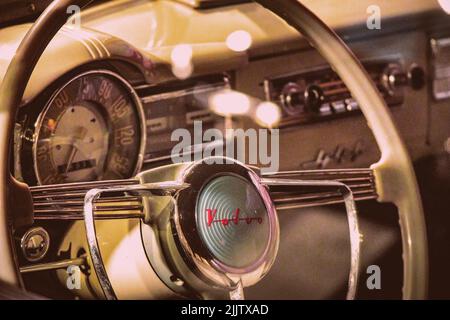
[31, 69, 146, 185]
[20, 227, 50, 262]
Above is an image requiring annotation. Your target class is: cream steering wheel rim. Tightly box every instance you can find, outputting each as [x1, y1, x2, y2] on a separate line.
[0, 0, 428, 299]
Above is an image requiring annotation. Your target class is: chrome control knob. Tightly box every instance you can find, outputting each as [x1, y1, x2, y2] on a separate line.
[382, 63, 425, 94]
[304, 84, 324, 113]
[408, 64, 426, 90]
[280, 83, 325, 115]
[280, 82, 305, 116]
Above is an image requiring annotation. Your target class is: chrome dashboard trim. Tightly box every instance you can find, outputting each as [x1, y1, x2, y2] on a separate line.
[140, 81, 230, 104]
[143, 140, 225, 164]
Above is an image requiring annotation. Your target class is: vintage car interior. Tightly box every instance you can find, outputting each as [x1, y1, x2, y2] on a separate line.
[0, 0, 449, 300]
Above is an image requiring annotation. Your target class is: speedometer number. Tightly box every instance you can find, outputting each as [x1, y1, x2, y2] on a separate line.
[110, 96, 131, 122]
[115, 125, 136, 146]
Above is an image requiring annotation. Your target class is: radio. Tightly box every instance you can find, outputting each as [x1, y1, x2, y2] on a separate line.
[264, 60, 425, 128]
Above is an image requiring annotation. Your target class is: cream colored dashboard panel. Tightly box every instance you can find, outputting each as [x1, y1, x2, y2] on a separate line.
[57, 219, 176, 299]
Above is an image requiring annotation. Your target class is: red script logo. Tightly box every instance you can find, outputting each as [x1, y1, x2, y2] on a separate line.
[206, 208, 263, 227]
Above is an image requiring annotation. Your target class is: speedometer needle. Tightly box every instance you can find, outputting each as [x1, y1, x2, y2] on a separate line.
[64, 127, 88, 174]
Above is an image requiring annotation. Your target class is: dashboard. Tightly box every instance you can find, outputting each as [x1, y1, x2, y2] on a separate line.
[14, 51, 429, 188]
[15, 68, 229, 186]
[3, 1, 448, 189]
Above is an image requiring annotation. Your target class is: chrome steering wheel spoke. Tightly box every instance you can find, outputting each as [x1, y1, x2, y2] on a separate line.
[82, 181, 187, 300]
[261, 177, 361, 300]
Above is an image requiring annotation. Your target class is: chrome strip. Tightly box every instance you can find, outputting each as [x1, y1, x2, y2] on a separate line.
[140, 82, 228, 103]
[20, 256, 86, 273]
[143, 140, 225, 164]
[60, 27, 97, 59]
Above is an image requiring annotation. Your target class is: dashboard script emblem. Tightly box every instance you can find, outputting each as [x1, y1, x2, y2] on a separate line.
[206, 208, 263, 227]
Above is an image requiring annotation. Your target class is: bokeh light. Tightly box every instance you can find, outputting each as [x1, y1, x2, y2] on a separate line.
[226, 30, 252, 52]
[209, 89, 251, 116]
[170, 44, 193, 79]
[255, 102, 281, 127]
[438, 0, 450, 14]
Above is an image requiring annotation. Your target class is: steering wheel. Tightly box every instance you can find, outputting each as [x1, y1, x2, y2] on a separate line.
[0, 0, 428, 299]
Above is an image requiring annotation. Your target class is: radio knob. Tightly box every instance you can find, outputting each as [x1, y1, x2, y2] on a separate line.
[408, 64, 426, 90]
[383, 64, 407, 93]
[304, 84, 324, 113]
[382, 63, 425, 94]
[280, 82, 305, 116]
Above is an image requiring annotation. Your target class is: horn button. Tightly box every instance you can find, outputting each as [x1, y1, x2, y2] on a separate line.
[195, 175, 271, 270]
[144, 159, 279, 296]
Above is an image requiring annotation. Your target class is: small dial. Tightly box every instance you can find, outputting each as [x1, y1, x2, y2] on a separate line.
[33, 71, 144, 185]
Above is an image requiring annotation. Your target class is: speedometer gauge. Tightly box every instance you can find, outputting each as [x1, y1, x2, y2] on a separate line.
[33, 70, 145, 184]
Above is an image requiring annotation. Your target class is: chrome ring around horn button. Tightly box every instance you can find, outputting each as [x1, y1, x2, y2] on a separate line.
[164, 158, 279, 292]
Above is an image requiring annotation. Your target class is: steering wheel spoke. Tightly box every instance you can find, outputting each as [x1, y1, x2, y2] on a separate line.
[229, 280, 245, 300]
[83, 181, 186, 300]
[261, 176, 361, 299]
[262, 168, 377, 211]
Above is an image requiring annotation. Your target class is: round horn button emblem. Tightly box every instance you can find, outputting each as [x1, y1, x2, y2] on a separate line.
[195, 175, 270, 270]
